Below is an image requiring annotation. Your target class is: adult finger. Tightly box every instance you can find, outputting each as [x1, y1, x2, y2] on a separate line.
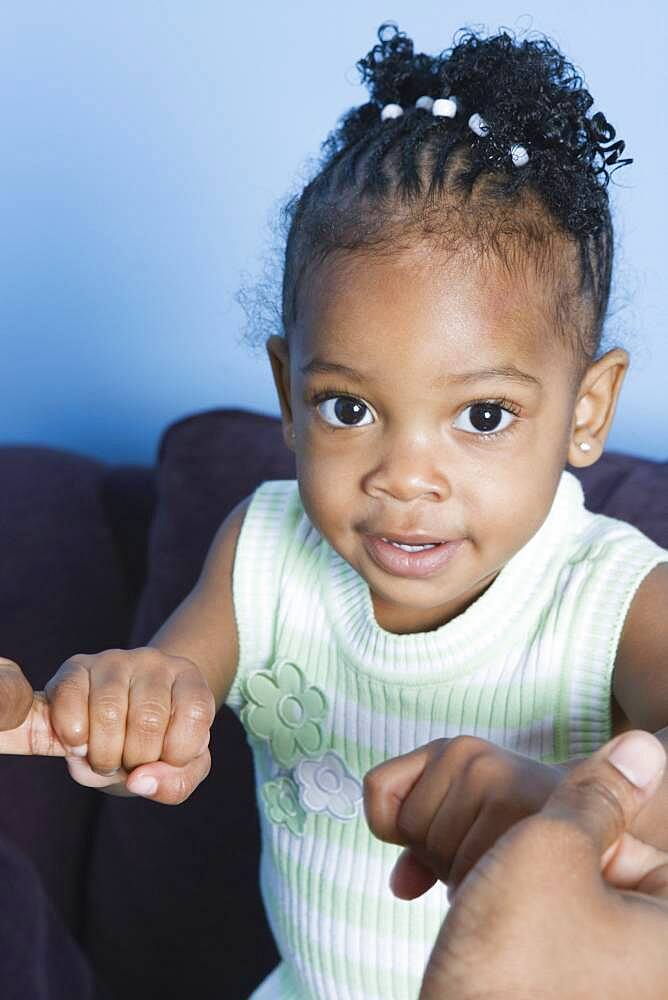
[0, 691, 66, 756]
[602, 830, 668, 899]
[0, 659, 34, 732]
[532, 730, 666, 885]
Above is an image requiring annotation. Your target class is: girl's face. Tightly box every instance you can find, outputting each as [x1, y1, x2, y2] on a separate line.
[268, 247, 626, 634]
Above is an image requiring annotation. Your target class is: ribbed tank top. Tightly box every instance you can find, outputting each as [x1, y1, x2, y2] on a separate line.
[226, 469, 668, 1000]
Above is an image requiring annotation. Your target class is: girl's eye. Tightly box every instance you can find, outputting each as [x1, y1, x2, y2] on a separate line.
[317, 395, 374, 428]
[453, 401, 518, 437]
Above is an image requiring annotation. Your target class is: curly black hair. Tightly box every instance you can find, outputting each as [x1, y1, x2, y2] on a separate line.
[238, 22, 632, 379]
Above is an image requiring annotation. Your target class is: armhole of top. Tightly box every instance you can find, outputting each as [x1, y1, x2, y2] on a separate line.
[226, 480, 301, 712]
[558, 527, 668, 761]
[606, 552, 668, 687]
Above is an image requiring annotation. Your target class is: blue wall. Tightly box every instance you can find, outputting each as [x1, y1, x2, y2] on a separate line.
[2, 2, 665, 464]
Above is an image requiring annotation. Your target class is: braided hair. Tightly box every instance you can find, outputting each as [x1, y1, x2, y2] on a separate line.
[240, 22, 632, 380]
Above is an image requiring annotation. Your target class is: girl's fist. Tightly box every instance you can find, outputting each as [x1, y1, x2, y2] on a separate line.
[0, 648, 216, 805]
[364, 734, 565, 899]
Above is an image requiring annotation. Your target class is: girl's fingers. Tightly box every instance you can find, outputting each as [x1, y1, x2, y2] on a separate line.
[160, 667, 216, 767]
[66, 747, 212, 805]
[44, 659, 91, 753]
[65, 753, 131, 790]
[121, 672, 173, 772]
[125, 747, 212, 805]
[364, 740, 447, 844]
[421, 789, 485, 887]
[87, 666, 130, 776]
[390, 847, 438, 900]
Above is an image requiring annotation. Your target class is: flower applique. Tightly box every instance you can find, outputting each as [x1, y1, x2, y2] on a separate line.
[241, 659, 329, 768]
[261, 776, 307, 836]
[295, 750, 363, 821]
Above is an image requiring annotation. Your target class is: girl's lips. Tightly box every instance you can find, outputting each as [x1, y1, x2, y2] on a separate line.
[362, 534, 465, 578]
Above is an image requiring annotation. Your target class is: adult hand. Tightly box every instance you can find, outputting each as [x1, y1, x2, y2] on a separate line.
[0, 658, 34, 731]
[420, 730, 668, 999]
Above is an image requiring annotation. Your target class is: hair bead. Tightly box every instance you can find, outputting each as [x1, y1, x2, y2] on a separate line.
[415, 95, 434, 111]
[432, 97, 458, 118]
[380, 103, 404, 121]
[468, 112, 490, 137]
[510, 143, 529, 167]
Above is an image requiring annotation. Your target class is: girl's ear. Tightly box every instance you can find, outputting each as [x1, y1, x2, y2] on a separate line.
[266, 335, 296, 451]
[568, 348, 629, 467]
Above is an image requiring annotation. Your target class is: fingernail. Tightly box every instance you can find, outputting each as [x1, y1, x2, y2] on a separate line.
[608, 731, 666, 788]
[68, 743, 88, 758]
[129, 776, 158, 797]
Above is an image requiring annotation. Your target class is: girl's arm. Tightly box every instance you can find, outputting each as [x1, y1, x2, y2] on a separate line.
[146, 495, 252, 711]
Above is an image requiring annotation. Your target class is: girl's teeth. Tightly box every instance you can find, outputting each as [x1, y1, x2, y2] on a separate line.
[381, 538, 439, 552]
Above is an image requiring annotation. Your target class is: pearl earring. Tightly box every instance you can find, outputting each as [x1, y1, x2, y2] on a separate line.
[578, 441, 592, 452]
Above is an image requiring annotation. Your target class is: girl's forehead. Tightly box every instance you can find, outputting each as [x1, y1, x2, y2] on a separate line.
[294, 250, 564, 374]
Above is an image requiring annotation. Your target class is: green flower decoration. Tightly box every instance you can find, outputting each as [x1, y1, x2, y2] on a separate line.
[241, 660, 328, 767]
[261, 776, 307, 836]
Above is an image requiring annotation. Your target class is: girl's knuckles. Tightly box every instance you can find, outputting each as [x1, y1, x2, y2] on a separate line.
[133, 712, 167, 736]
[182, 699, 215, 725]
[362, 767, 385, 803]
[45, 673, 87, 699]
[92, 700, 126, 727]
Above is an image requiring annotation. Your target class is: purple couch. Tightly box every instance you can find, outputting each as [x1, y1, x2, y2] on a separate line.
[0, 407, 666, 999]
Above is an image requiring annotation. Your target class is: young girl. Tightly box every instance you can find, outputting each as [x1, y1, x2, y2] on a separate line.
[2, 20, 668, 1000]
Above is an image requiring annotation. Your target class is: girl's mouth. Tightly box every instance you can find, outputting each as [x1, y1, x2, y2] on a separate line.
[362, 534, 465, 578]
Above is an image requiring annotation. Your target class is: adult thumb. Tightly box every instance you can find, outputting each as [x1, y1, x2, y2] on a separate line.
[0, 659, 34, 731]
[541, 730, 666, 879]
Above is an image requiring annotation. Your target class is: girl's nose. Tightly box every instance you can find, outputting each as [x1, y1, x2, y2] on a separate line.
[361, 434, 451, 503]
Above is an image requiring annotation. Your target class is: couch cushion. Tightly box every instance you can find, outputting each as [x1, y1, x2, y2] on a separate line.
[0, 445, 144, 941]
[570, 450, 668, 547]
[130, 408, 296, 647]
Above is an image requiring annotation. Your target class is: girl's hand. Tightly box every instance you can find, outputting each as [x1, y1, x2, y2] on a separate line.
[363, 734, 564, 899]
[0, 649, 216, 805]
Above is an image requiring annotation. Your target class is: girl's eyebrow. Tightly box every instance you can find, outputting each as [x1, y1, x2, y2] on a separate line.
[300, 359, 365, 380]
[300, 357, 542, 389]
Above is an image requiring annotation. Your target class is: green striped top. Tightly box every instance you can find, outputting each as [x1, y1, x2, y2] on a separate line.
[226, 469, 668, 1000]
